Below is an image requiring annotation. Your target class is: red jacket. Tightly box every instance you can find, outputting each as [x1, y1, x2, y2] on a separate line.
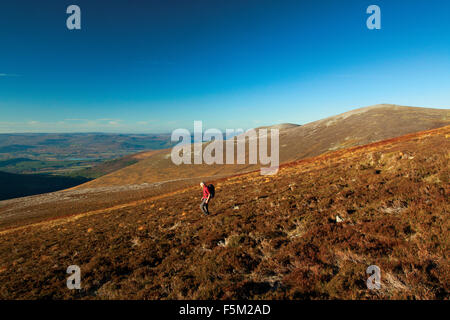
[202, 185, 210, 199]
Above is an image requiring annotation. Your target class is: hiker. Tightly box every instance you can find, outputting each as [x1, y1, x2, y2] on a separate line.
[200, 182, 214, 215]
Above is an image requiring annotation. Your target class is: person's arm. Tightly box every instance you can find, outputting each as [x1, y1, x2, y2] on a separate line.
[205, 188, 211, 203]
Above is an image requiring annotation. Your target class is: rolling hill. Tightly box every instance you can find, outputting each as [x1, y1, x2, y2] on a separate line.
[77, 104, 449, 188]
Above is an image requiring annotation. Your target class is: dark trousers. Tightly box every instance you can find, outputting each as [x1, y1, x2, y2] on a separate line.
[200, 198, 209, 214]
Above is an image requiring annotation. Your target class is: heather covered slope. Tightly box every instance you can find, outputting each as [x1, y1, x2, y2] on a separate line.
[2, 105, 448, 231]
[77, 104, 449, 188]
[0, 126, 448, 299]
[275, 104, 449, 160]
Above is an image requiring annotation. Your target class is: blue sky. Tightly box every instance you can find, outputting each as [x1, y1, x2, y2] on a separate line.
[0, 0, 449, 133]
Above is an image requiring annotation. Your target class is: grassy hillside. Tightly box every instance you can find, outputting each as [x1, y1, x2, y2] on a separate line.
[0, 125, 448, 299]
[67, 157, 139, 179]
[67, 150, 165, 179]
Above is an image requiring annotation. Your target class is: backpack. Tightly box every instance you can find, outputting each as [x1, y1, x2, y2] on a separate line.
[207, 184, 215, 198]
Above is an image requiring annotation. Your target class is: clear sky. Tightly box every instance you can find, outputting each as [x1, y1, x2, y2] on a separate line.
[0, 0, 449, 133]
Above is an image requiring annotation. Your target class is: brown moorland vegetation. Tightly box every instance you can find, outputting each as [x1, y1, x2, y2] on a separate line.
[0, 126, 448, 299]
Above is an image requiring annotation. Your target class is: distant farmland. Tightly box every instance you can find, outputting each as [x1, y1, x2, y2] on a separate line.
[0, 133, 175, 175]
[0, 133, 176, 200]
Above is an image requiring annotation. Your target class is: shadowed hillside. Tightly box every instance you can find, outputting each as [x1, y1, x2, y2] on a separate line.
[77, 104, 449, 188]
[0, 171, 90, 201]
[0, 125, 448, 299]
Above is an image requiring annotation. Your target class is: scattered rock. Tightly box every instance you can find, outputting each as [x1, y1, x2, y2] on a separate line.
[131, 238, 140, 247]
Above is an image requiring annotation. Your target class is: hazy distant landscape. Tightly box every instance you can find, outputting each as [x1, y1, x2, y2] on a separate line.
[0, 133, 175, 163]
[0, 133, 176, 200]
